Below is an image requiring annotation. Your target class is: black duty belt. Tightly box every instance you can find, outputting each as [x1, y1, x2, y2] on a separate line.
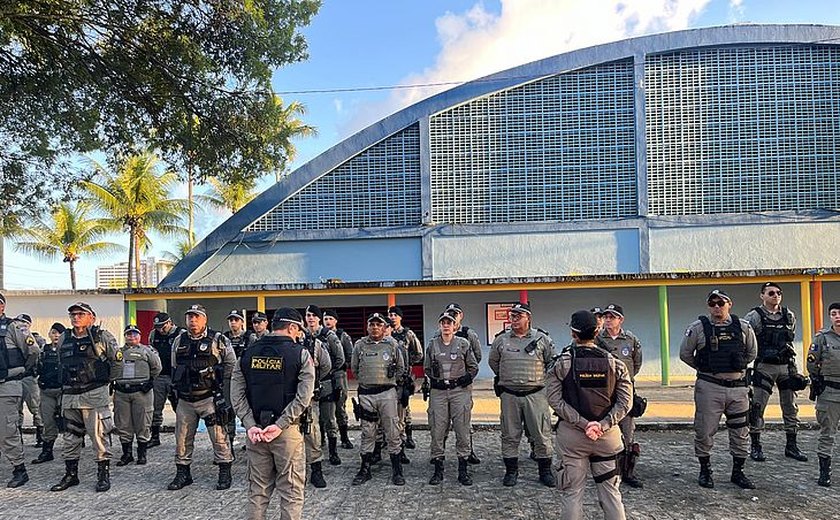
[179, 390, 212, 402]
[115, 382, 146, 394]
[697, 373, 748, 388]
[498, 385, 544, 397]
[430, 378, 470, 390]
[358, 384, 395, 395]
[62, 381, 109, 395]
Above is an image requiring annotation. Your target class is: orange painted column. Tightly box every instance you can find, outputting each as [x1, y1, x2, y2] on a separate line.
[387, 293, 396, 308]
[519, 290, 528, 304]
[813, 280, 824, 331]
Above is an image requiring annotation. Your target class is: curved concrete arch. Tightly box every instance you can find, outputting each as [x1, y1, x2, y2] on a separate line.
[160, 23, 840, 288]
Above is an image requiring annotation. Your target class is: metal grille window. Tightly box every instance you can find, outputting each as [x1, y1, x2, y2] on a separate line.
[247, 124, 422, 231]
[429, 60, 637, 224]
[646, 45, 840, 216]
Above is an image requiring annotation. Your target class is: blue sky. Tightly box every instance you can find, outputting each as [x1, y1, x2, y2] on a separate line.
[5, 0, 840, 290]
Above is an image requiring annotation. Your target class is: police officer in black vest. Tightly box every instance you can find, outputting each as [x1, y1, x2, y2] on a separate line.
[148, 312, 184, 448]
[231, 307, 315, 520]
[32, 322, 66, 465]
[224, 309, 252, 450]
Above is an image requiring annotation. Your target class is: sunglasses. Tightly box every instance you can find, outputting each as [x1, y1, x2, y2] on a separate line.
[69, 311, 89, 317]
[707, 300, 727, 308]
[765, 290, 782, 296]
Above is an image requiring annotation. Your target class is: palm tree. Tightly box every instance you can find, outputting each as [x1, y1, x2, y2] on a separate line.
[14, 202, 123, 289]
[83, 151, 189, 288]
[202, 176, 258, 214]
[162, 237, 196, 263]
[273, 97, 317, 182]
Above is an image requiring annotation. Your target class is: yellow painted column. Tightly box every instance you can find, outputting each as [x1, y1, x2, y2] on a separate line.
[800, 280, 812, 363]
[256, 295, 266, 313]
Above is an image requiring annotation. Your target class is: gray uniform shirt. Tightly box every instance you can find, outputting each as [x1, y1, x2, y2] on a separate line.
[0, 315, 40, 398]
[489, 328, 555, 391]
[807, 328, 840, 403]
[59, 327, 120, 408]
[597, 328, 643, 380]
[312, 326, 343, 378]
[424, 336, 479, 381]
[115, 343, 162, 384]
[351, 336, 404, 387]
[679, 316, 758, 380]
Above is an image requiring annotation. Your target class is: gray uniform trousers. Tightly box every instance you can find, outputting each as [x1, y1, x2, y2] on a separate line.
[816, 393, 840, 457]
[61, 407, 114, 461]
[152, 375, 176, 428]
[247, 427, 306, 520]
[359, 388, 401, 455]
[750, 361, 800, 432]
[0, 395, 25, 466]
[693, 378, 750, 458]
[618, 415, 635, 448]
[319, 396, 338, 439]
[334, 371, 349, 428]
[18, 376, 42, 427]
[500, 390, 554, 459]
[304, 400, 323, 463]
[39, 388, 61, 443]
[114, 389, 154, 443]
[174, 397, 232, 465]
[428, 385, 472, 459]
[555, 420, 626, 520]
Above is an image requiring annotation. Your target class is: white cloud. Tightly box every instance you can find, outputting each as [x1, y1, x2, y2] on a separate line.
[729, 0, 745, 21]
[333, 98, 344, 114]
[342, 0, 712, 135]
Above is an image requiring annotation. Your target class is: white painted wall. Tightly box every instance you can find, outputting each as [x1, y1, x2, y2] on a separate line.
[4, 292, 124, 339]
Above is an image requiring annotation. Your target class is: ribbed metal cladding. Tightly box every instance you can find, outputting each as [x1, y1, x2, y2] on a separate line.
[247, 124, 422, 231]
[646, 45, 840, 216]
[428, 60, 637, 225]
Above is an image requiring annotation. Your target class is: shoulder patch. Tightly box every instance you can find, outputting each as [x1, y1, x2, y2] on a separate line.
[26, 336, 35, 345]
[808, 353, 817, 363]
[685, 328, 692, 337]
[809, 343, 819, 352]
[116, 350, 123, 361]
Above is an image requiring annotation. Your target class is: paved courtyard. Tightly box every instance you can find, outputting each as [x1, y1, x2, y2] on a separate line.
[4, 426, 837, 519]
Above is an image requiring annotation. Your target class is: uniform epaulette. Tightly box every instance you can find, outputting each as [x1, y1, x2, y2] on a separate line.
[494, 329, 507, 338]
[536, 327, 550, 336]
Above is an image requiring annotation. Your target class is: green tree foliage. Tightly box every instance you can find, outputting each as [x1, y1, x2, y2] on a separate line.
[203, 176, 259, 214]
[14, 202, 123, 290]
[83, 151, 188, 288]
[0, 0, 321, 216]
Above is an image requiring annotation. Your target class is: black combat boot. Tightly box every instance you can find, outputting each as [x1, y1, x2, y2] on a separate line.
[749, 432, 765, 462]
[352, 453, 372, 486]
[819, 455, 832, 487]
[529, 440, 537, 461]
[467, 449, 481, 465]
[730, 456, 756, 489]
[217, 462, 232, 490]
[404, 425, 416, 449]
[390, 453, 405, 486]
[399, 443, 410, 464]
[32, 439, 54, 464]
[339, 424, 354, 449]
[116, 442, 134, 467]
[429, 457, 444, 485]
[697, 456, 714, 489]
[457, 457, 473, 486]
[148, 425, 161, 448]
[136, 441, 148, 465]
[623, 444, 644, 488]
[7, 464, 29, 488]
[371, 441, 383, 464]
[785, 432, 808, 461]
[35, 426, 44, 448]
[502, 457, 519, 487]
[310, 461, 327, 488]
[328, 437, 341, 466]
[50, 460, 80, 491]
[95, 460, 110, 492]
[537, 457, 556, 487]
[167, 464, 193, 490]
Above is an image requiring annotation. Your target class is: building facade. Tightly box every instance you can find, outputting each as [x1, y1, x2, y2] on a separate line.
[96, 257, 174, 289]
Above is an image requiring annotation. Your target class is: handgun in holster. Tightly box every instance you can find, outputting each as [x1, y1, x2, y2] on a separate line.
[493, 375, 502, 397]
[421, 377, 431, 402]
[352, 397, 362, 422]
[810, 374, 825, 401]
[299, 406, 312, 435]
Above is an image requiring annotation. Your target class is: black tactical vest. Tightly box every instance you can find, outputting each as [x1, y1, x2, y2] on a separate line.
[38, 343, 63, 389]
[60, 331, 111, 393]
[225, 330, 251, 358]
[240, 335, 302, 426]
[695, 316, 747, 374]
[152, 326, 183, 377]
[561, 346, 616, 421]
[455, 326, 471, 339]
[174, 331, 219, 397]
[335, 328, 351, 370]
[753, 307, 795, 364]
[0, 316, 27, 381]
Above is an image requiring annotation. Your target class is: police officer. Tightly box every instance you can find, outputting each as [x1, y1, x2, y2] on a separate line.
[32, 322, 66, 465]
[224, 309, 252, 449]
[305, 305, 345, 468]
[148, 312, 184, 448]
[250, 311, 270, 343]
[298, 306, 333, 488]
[591, 307, 606, 333]
[387, 305, 422, 455]
[323, 309, 355, 449]
[426, 311, 479, 486]
[51, 301, 119, 493]
[597, 303, 644, 488]
[13, 313, 44, 448]
[807, 302, 840, 486]
[679, 289, 758, 489]
[113, 324, 162, 466]
[231, 307, 315, 520]
[0, 293, 39, 487]
[443, 302, 482, 464]
[488, 302, 556, 487]
[167, 304, 236, 491]
[351, 312, 405, 486]
[744, 282, 808, 462]
[546, 310, 632, 520]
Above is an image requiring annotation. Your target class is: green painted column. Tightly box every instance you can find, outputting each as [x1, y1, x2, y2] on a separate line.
[658, 285, 670, 386]
[127, 300, 137, 325]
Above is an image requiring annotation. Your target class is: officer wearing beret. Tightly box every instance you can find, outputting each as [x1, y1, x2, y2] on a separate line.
[744, 282, 807, 462]
[167, 304, 236, 491]
[148, 312, 184, 448]
[489, 302, 556, 487]
[351, 312, 406, 486]
[231, 307, 315, 520]
[597, 303, 644, 488]
[51, 301, 120, 492]
[322, 309, 355, 449]
[300, 305, 334, 488]
[0, 293, 40, 487]
[547, 310, 632, 520]
[443, 302, 483, 464]
[807, 302, 840, 486]
[387, 305, 422, 455]
[680, 289, 758, 489]
[113, 324, 162, 466]
[224, 309, 252, 450]
[13, 313, 45, 448]
[32, 322, 66, 465]
[425, 311, 479, 486]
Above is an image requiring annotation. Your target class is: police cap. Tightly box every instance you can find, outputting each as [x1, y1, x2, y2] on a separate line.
[153, 312, 171, 326]
[305, 305, 323, 320]
[68, 301, 96, 317]
[184, 304, 207, 318]
[570, 310, 598, 335]
[271, 307, 304, 329]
